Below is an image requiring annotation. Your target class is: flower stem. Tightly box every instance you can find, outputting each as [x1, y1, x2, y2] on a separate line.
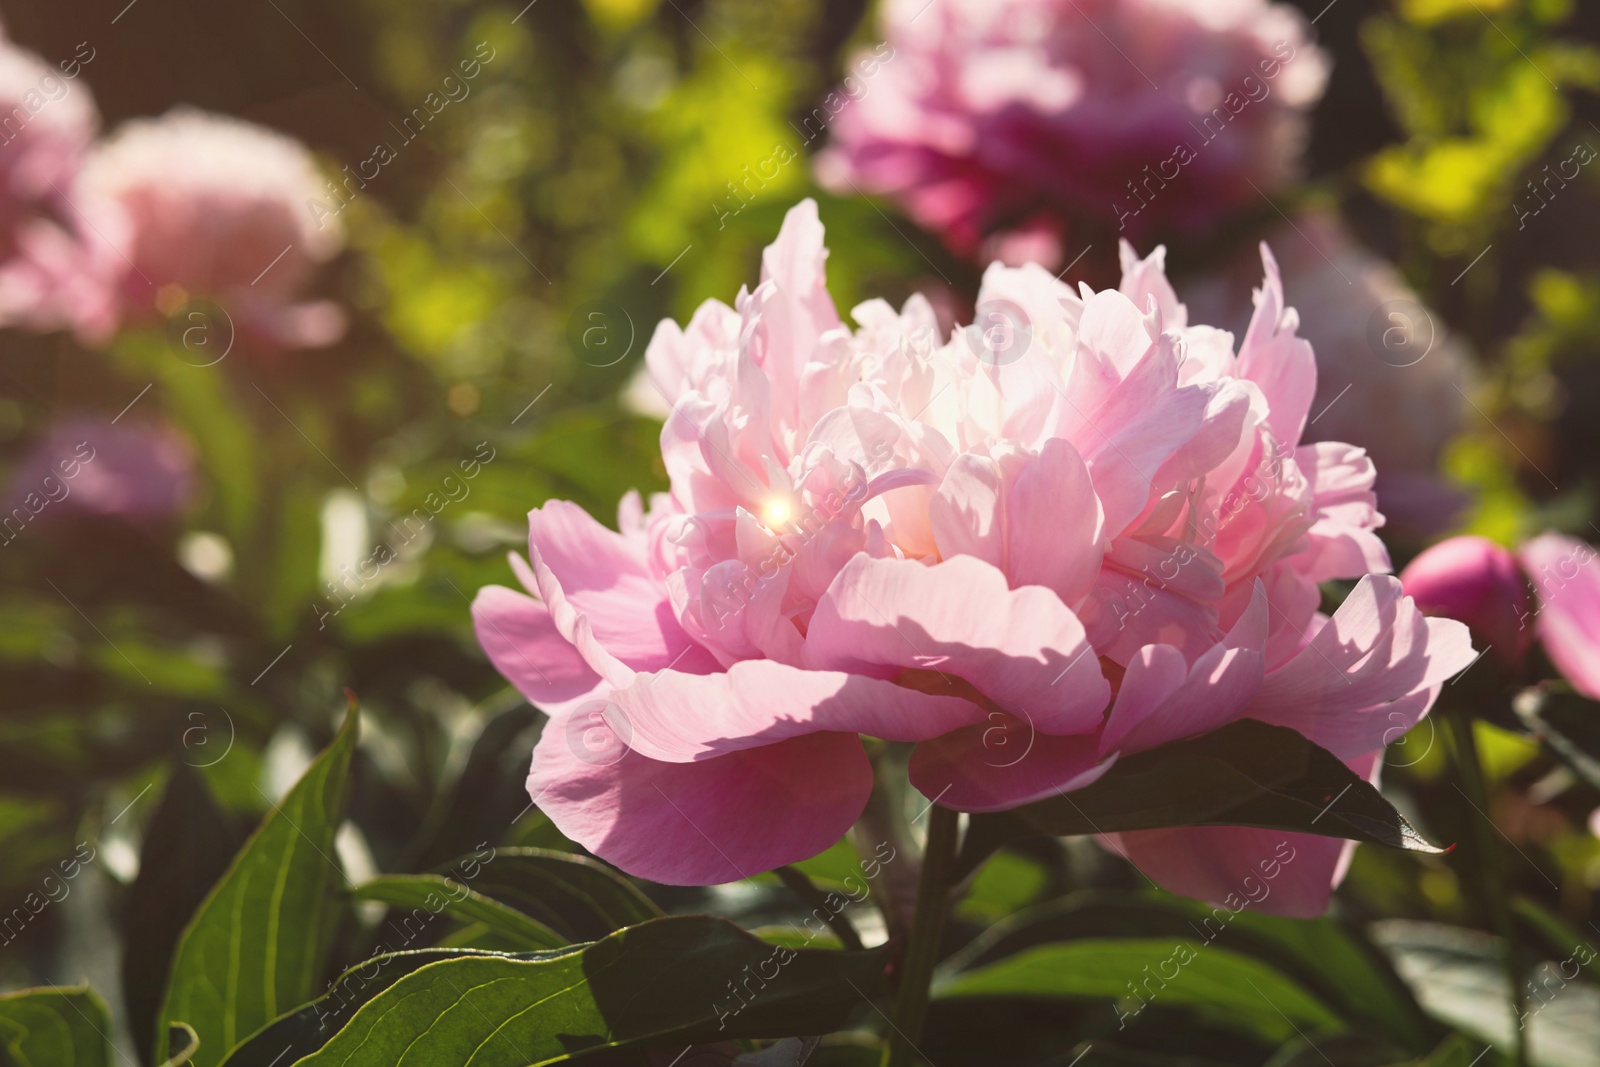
[884, 804, 960, 1067]
[1444, 710, 1528, 1067]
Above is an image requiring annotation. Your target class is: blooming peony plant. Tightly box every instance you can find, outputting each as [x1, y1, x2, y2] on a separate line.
[814, 0, 1329, 262]
[475, 199, 1473, 918]
[27, 108, 345, 349]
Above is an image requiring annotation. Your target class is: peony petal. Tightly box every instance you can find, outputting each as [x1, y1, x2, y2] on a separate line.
[908, 723, 1115, 812]
[928, 452, 1004, 568]
[1101, 825, 1348, 919]
[1519, 532, 1600, 700]
[471, 586, 603, 715]
[607, 659, 984, 763]
[1235, 244, 1317, 447]
[527, 500, 717, 683]
[528, 724, 870, 885]
[1097, 590, 1265, 758]
[805, 553, 1110, 732]
[1006, 437, 1105, 609]
[1244, 575, 1475, 761]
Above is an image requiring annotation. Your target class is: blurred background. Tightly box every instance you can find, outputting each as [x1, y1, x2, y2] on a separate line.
[1, 0, 1599, 1063]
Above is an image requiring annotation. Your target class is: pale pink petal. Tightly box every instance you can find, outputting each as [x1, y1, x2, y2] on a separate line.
[529, 726, 870, 885]
[1234, 244, 1317, 446]
[928, 452, 1004, 567]
[527, 501, 717, 683]
[804, 553, 1110, 732]
[1006, 437, 1104, 608]
[908, 725, 1114, 812]
[1294, 442, 1390, 582]
[1098, 583, 1267, 757]
[472, 586, 603, 715]
[607, 659, 984, 763]
[1519, 532, 1600, 700]
[1245, 575, 1475, 760]
[1102, 825, 1347, 919]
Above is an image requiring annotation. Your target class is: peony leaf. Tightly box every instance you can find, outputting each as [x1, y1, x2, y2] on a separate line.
[157, 704, 359, 1067]
[451, 846, 663, 941]
[934, 937, 1344, 1044]
[943, 891, 1433, 1053]
[232, 916, 888, 1067]
[956, 719, 1445, 879]
[0, 985, 113, 1067]
[349, 874, 568, 951]
[217, 949, 520, 1067]
[934, 940, 1344, 1043]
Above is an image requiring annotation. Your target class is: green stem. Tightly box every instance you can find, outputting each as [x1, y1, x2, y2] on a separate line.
[1445, 711, 1528, 1067]
[883, 804, 960, 1067]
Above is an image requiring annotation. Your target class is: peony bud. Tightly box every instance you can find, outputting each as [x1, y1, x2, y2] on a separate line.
[1399, 535, 1529, 666]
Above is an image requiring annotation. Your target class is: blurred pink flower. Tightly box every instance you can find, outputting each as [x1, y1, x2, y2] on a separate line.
[815, 0, 1328, 259]
[1, 418, 194, 536]
[51, 108, 345, 349]
[475, 200, 1472, 916]
[1518, 532, 1600, 701]
[1183, 212, 1468, 536]
[0, 31, 100, 331]
[1399, 535, 1530, 666]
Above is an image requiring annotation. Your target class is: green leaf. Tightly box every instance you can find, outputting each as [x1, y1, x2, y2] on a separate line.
[1515, 686, 1600, 790]
[121, 766, 244, 1067]
[935, 938, 1344, 1044]
[290, 915, 889, 1066]
[350, 874, 567, 950]
[945, 891, 1434, 1052]
[218, 949, 523, 1067]
[0, 986, 111, 1067]
[158, 705, 359, 1067]
[457, 847, 662, 941]
[956, 720, 1444, 880]
[1371, 920, 1600, 1067]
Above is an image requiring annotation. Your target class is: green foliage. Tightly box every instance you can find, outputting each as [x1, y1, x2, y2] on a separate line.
[158, 705, 358, 1067]
[249, 916, 891, 1066]
[936, 938, 1344, 1043]
[0, 986, 111, 1067]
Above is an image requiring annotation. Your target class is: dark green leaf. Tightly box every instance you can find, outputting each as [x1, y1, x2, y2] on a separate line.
[350, 874, 567, 950]
[1514, 686, 1600, 790]
[158, 705, 359, 1067]
[934, 937, 1344, 1044]
[945, 891, 1433, 1052]
[1370, 920, 1600, 1066]
[218, 949, 530, 1067]
[291, 915, 889, 1065]
[121, 765, 244, 1066]
[0, 986, 111, 1067]
[455, 847, 662, 941]
[1262, 1032, 1403, 1067]
[957, 720, 1445, 880]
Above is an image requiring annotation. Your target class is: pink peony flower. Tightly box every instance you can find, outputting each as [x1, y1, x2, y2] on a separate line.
[1517, 532, 1600, 701]
[0, 31, 100, 331]
[814, 0, 1329, 260]
[474, 200, 1473, 916]
[1182, 212, 1469, 536]
[1399, 536, 1530, 668]
[45, 108, 345, 349]
[1, 417, 195, 537]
